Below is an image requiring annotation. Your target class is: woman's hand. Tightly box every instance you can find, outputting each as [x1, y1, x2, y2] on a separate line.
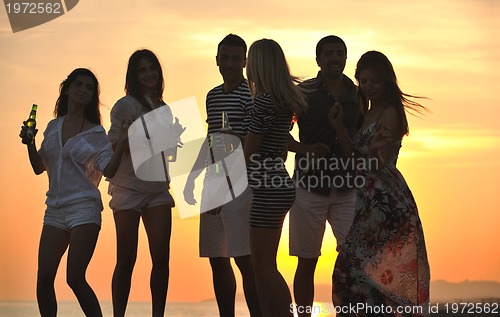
[328, 102, 344, 129]
[117, 119, 132, 143]
[220, 127, 245, 146]
[305, 142, 330, 158]
[103, 118, 133, 178]
[21, 121, 45, 174]
[326, 102, 353, 156]
[370, 126, 393, 167]
[370, 126, 392, 152]
[19, 121, 38, 144]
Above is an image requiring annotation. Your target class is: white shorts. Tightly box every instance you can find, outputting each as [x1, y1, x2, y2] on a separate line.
[199, 187, 252, 258]
[289, 186, 356, 258]
[44, 201, 102, 231]
[108, 184, 174, 213]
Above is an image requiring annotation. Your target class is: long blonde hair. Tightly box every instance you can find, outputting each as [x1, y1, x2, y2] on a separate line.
[246, 39, 308, 115]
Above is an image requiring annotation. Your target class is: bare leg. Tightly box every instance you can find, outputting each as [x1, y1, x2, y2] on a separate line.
[210, 257, 236, 317]
[142, 205, 172, 317]
[250, 227, 292, 317]
[66, 224, 102, 317]
[112, 210, 140, 317]
[37, 225, 70, 317]
[293, 257, 318, 317]
[234, 255, 262, 317]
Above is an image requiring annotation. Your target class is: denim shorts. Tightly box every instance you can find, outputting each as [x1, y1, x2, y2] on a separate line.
[44, 201, 102, 231]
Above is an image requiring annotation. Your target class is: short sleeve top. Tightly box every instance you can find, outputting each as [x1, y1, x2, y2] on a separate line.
[247, 93, 292, 160]
[206, 80, 253, 136]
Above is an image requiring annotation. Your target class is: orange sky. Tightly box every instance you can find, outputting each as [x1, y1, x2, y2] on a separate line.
[1, 0, 499, 303]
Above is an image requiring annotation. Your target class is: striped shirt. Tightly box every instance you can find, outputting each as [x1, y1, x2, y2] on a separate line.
[247, 93, 292, 158]
[206, 80, 253, 136]
[246, 93, 296, 228]
[205, 81, 252, 176]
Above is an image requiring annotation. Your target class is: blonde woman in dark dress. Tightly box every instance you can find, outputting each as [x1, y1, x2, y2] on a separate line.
[244, 39, 308, 317]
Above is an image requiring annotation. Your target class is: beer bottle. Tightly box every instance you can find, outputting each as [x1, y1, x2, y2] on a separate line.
[166, 146, 177, 162]
[220, 111, 234, 153]
[22, 104, 37, 144]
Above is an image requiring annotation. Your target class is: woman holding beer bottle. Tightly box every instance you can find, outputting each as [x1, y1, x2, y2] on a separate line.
[20, 68, 129, 317]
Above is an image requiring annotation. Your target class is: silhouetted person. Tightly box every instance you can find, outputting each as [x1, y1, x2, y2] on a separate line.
[244, 38, 308, 317]
[288, 36, 362, 317]
[21, 68, 128, 317]
[108, 49, 183, 317]
[330, 50, 430, 314]
[184, 34, 261, 317]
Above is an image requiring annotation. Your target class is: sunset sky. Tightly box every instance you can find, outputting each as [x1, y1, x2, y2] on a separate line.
[1, 0, 499, 304]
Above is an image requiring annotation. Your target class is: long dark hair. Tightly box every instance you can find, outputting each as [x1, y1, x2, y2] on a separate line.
[53, 68, 101, 124]
[355, 51, 428, 136]
[125, 49, 164, 111]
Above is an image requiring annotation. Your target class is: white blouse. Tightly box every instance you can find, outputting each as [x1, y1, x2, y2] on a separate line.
[38, 117, 113, 210]
[107, 95, 171, 193]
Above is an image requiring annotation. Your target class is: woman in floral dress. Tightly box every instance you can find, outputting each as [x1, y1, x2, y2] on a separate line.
[328, 51, 430, 316]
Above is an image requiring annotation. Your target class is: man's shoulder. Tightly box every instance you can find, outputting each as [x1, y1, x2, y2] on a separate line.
[207, 81, 251, 101]
[207, 84, 224, 96]
[342, 74, 356, 88]
[231, 80, 251, 98]
[299, 77, 319, 90]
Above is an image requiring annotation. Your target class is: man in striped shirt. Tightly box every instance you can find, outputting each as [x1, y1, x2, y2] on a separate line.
[184, 34, 261, 317]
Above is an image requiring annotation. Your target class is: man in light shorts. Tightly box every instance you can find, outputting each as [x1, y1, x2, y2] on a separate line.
[183, 34, 261, 317]
[288, 35, 362, 317]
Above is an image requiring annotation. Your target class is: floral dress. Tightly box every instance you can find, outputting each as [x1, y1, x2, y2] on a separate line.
[332, 120, 430, 316]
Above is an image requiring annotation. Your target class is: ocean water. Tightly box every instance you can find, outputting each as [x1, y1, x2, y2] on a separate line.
[0, 301, 336, 316]
[0, 301, 248, 317]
